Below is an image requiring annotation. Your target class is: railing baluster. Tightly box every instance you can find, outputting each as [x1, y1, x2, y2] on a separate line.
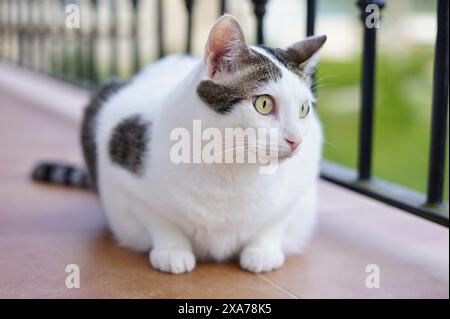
[251, 0, 268, 45]
[51, 0, 61, 75]
[0, 0, 3, 60]
[74, 0, 83, 80]
[1, 0, 8, 60]
[32, 0, 40, 71]
[40, 0, 48, 73]
[26, 0, 33, 68]
[356, 0, 384, 181]
[12, 0, 17, 62]
[32, 0, 37, 70]
[219, 0, 227, 15]
[107, 0, 117, 78]
[0, 1, 3, 59]
[426, 0, 449, 206]
[131, 0, 140, 73]
[306, 0, 316, 36]
[10, 0, 15, 62]
[34, 0, 41, 70]
[18, 0, 25, 66]
[184, 0, 194, 54]
[49, 0, 55, 73]
[60, 0, 68, 76]
[36, 0, 42, 70]
[9, 0, 14, 64]
[12, 0, 17, 63]
[4, 0, 8, 60]
[89, 0, 98, 84]
[24, 0, 30, 68]
[306, 0, 317, 93]
[46, 0, 51, 72]
[157, 0, 164, 58]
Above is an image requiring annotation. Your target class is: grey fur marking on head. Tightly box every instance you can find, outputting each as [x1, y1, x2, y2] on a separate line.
[196, 49, 282, 114]
[81, 79, 125, 190]
[260, 46, 307, 77]
[260, 35, 327, 78]
[109, 115, 150, 175]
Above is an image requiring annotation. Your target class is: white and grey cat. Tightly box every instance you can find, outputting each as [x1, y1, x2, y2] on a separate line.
[34, 15, 326, 274]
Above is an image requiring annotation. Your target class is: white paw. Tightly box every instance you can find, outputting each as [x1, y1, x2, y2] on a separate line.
[240, 246, 285, 273]
[150, 248, 196, 274]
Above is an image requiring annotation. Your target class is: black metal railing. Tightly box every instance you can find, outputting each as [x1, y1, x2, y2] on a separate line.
[0, 0, 448, 226]
[322, 0, 448, 226]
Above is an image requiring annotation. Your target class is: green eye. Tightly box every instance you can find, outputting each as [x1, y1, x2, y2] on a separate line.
[299, 101, 311, 118]
[253, 95, 274, 115]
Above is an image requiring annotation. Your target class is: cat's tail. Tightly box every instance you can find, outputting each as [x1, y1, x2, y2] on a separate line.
[31, 162, 93, 190]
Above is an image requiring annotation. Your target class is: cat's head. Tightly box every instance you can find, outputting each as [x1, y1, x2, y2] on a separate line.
[196, 15, 326, 161]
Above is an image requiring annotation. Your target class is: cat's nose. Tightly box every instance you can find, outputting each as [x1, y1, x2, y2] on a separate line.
[285, 138, 300, 151]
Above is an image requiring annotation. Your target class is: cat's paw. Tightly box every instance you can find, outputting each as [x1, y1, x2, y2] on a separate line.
[150, 248, 196, 274]
[240, 246, 285, 273]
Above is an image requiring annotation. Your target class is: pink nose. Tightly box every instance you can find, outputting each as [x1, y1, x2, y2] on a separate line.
[286, 139, 299, 151]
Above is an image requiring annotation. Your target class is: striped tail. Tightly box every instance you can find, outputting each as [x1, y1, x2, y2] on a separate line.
[32, 162, 93, 190]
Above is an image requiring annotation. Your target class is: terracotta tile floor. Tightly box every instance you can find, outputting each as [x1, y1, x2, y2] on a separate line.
[0, 64, 448, 298]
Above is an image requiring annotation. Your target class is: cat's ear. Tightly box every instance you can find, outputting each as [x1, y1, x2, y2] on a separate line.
[204, 14, 251, 78]
[282, 35, 327, 77]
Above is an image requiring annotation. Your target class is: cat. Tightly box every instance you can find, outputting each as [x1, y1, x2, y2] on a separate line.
[32, 15, 326, 274]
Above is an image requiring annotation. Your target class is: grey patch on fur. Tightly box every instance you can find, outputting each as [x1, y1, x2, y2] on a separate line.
[259, 46, 290, 69]
[109, 115, 150, 175]
[81, 79, 126, 190]
[196, 49, 282, 114]
[260, 35, 327, 78]
[260, 45, 308, 77]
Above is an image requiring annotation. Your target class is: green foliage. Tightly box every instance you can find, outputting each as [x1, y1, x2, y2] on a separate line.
[317, 48, 449, 199]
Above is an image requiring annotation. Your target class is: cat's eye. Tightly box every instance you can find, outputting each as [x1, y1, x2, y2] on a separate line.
[299, 101, 311, 119]
[253, 95, 274, 115]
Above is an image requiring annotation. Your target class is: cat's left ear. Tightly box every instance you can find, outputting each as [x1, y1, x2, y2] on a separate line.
[203, 14, 251, 79]
[282, 35, 327, 77]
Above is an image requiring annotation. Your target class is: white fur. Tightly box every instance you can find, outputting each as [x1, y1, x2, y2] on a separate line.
[94, 43, 323, 274]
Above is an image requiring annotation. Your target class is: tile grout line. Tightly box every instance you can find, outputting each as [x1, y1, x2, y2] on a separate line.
[258, 274, 300, 299]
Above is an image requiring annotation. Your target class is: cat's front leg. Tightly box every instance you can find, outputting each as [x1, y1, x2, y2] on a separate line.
[129, 196, 196, 274]
[131, 202, 195, 274]
[148, 216, 196, 274]
[239, 220, 286, 273]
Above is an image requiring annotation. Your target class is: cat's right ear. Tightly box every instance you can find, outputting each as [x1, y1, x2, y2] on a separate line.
[204, 14, 250, 79]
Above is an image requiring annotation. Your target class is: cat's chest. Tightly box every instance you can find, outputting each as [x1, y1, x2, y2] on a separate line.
[156, 167, 295, 230]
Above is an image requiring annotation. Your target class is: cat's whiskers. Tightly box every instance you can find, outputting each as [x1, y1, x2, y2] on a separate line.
[312, 73, 339, 86]
[213, 138, 279, 157]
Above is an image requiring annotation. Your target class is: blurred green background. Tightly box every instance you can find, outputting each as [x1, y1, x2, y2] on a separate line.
[317, 49, 449, 200]
[313, 0, 449, 199]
